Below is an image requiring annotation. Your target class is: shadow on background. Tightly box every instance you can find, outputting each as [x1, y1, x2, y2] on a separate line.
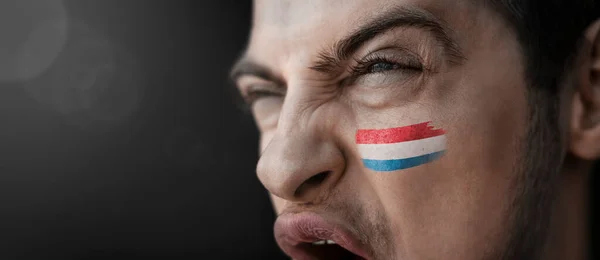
[0, 1, 285, 259]
[0, 1, 597, 259]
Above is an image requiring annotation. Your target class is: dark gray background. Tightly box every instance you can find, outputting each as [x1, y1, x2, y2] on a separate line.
[0, 1, 596, 259]
[0, 1, 284, 259]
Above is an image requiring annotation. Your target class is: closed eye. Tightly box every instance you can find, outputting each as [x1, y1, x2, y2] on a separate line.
[242, 85, 285, 106]
[350, 55, 423, 76]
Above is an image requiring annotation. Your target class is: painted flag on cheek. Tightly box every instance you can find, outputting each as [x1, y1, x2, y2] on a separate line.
[356, 122, 447, 172]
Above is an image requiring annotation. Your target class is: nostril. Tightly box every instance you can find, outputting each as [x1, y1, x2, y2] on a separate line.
[294, 171, 331, 197]
[305, 171, 330, 186]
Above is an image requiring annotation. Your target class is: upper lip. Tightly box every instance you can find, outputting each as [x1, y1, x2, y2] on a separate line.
[274, 212, 371, 259]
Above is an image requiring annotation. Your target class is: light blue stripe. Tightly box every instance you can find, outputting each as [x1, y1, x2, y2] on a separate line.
[362, 151, 445, 172]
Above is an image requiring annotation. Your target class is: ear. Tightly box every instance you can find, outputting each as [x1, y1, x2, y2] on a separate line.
[570, 19, 600, 160]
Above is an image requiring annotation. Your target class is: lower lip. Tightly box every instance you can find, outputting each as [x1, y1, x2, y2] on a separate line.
[274, 212, 369, 259]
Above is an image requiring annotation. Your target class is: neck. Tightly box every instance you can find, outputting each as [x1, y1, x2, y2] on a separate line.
[544, 162, 590, 260]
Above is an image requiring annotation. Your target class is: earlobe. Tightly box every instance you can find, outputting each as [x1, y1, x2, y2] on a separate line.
[569, 92, 598, 160]
[569, 19, 600, 160]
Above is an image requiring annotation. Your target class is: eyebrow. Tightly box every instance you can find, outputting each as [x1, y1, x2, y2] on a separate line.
[229, 58, 285, 86]
[229, 5, 465, 83]
[311, 6, 465, 73]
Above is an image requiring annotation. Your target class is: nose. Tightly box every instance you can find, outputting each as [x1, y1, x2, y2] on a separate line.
[256, 107, 345, 203]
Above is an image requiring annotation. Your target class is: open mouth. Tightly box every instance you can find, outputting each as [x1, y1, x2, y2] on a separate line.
[274, 212, 371, 260]
[296, 239, 366, 259]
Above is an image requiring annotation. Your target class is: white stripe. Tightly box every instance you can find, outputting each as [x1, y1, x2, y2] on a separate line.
[358, 135, 446, 160]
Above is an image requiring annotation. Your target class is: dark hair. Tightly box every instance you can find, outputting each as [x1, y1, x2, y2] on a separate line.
[487, 2, 600, 259]
[488, 0, 599, 93]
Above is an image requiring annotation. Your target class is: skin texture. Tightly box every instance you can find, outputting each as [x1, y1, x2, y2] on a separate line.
[232, 0, 600, 259]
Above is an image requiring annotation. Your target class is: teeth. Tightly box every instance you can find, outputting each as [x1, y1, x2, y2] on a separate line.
[311, 240, 336, 245]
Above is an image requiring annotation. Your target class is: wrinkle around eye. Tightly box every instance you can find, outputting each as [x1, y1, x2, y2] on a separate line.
[353, 68, 421, 89]
[345, 71, 426, 109]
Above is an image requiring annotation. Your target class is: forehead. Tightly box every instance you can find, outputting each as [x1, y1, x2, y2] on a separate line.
[248, 0, 481, 72]
[253, 0, 354, 26]
[253, 0, 471, 24]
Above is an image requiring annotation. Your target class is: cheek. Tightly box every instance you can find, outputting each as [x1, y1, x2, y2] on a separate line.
[253, 98, 283, 132]
[259, 131, 276, 154]
[363, 105, 526, 258]
[355, 65, 528, 258]
[270, 195, 287, 214]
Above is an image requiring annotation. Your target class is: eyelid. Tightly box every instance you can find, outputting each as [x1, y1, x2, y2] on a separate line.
[348, 47, 425, 76]
[237, 74, 284, 93]
[242, 83, 286, 105]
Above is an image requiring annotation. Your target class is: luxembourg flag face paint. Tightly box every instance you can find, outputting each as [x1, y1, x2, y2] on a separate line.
[356, 122, 447, 172]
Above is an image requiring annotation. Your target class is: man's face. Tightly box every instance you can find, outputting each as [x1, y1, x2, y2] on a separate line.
[233, 0, 556, 259]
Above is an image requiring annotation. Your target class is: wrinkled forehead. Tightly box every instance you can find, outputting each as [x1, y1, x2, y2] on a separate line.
[248, 0, 477, 71]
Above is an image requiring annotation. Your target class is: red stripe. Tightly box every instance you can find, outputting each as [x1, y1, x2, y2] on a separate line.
[356, 122, 446, 144]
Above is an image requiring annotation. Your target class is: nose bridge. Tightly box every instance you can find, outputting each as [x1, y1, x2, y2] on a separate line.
[256, 83, 344, 202]
[276, 84, 317, 135]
